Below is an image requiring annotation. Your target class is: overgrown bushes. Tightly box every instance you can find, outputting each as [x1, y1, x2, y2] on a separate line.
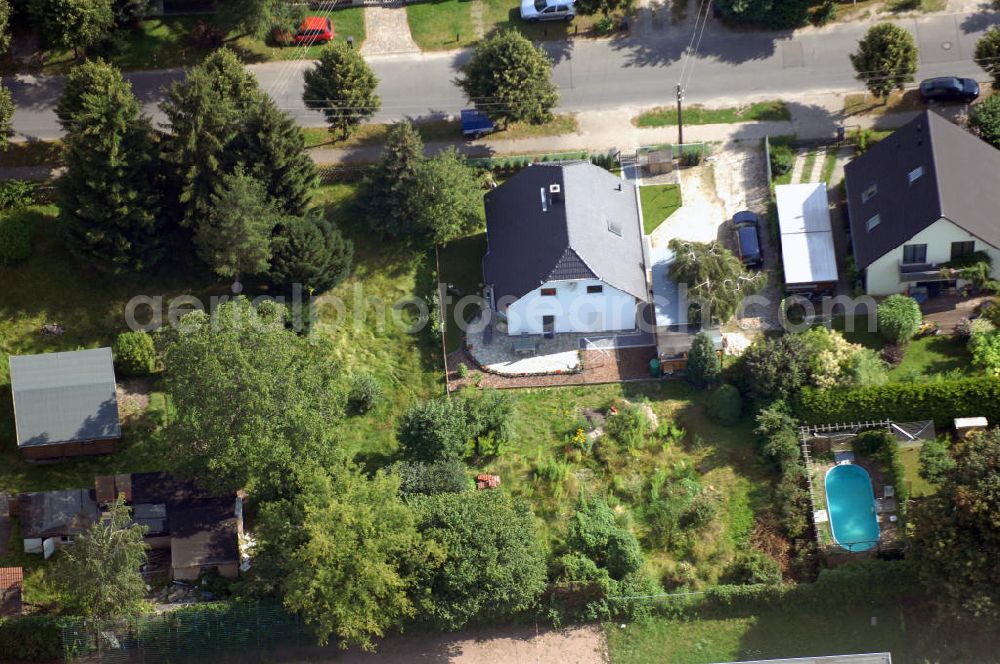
[753, 401, 812, 542]
[112, 330, 157, 376]
[0, 615, 65, 661]
[793, 376, 1000, 429]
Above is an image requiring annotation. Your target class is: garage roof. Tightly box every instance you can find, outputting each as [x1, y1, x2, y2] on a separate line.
[776, 183, 839, 285]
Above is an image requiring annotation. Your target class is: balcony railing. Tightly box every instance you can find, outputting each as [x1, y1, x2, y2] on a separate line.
[898, 260, 952, 281]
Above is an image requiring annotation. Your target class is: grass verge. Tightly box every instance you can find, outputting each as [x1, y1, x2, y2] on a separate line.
[635, 101, 790, 128]
[798, 149, 817, 183]
[843, 89, 924, 118]
[819, 147, 839, 185]
[639, 184, 682, 234]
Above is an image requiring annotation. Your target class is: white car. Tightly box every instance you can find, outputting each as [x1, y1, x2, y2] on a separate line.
[520, 0, 575, 22]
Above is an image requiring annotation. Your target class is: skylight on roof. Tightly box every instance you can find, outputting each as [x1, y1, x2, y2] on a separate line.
[607, 219, 622, 237]
[908, 166, 924, 185]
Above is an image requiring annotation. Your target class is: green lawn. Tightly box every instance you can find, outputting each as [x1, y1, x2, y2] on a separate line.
[898, 445, 936, 497]
[482, 0, 606, 40]
[407, 0, 478, 50]
[635, 101, 790, 128]
[639, 184, 682, 234]
[606, 605, 907, 664]
[234, 7, 367, 62]
[438, 233, 488, 353]
[819, 147, 839, 185]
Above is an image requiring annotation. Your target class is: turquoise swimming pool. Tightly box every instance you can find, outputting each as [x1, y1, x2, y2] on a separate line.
[825, 463, 880, 551]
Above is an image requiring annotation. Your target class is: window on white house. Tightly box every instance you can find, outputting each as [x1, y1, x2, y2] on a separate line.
[951, 241, 975, 260]
[862, 184, 878, 203]
[866, 214, 881, 232]
[908, 166, 925, 185]
[587, 285, 603, 294]
[902, 244, 927, 264]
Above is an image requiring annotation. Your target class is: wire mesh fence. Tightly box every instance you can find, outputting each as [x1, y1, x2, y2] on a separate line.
[61, 602, 311, 663]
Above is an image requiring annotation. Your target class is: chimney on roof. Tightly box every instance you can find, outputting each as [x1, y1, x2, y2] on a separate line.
[549, 183, 562, 203]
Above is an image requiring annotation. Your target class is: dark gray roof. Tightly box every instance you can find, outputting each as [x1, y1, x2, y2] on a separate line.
[18, 490, 99, 539]
[845, 111, 1000, 270]
[483, 162, 648, 302]
[9, 348, 120, 448]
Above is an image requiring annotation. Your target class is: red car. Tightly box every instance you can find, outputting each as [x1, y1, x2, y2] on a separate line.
[294, 16, 334, 45]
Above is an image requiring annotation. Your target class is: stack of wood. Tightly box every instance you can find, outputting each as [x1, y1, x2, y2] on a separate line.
[475, 474, 501, 490]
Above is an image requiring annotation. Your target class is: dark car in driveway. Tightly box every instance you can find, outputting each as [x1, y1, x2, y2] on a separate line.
[733, 210, 762, 269]
[919, 77, 980, 104]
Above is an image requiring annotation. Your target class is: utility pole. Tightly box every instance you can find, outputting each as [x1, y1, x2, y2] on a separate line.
[676, 84, 684, 148]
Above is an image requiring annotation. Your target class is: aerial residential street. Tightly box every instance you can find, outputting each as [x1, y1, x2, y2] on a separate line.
[6, 9, 999, 140]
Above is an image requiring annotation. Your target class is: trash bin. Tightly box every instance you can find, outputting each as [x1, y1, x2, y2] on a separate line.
[649, 358, 661, 377]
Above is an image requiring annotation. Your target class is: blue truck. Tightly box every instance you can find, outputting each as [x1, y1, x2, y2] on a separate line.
[461, 109, 495, 139]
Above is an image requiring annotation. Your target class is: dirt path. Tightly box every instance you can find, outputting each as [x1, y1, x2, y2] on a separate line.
[285, 624, 608, 664]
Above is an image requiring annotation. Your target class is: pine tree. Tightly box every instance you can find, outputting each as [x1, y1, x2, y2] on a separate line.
[302, 42, 380, 139]
[56, 58, 123, 132]
[161, 48, 261, 227]
[270, 212, 354, 294]
[194, 169, 279, 281]
[235, 95, 318, 217]
[686, 331, 720, 388]
[363, 122, 425, 240]
[57, 61, 163, 273]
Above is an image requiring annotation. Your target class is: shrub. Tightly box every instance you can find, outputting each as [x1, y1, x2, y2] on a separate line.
[969, 328, 1000, 376]
[769, 143, 793, 177]
[970, 92, 1000, 149]
[348, 373, 382, 414]
[0, 615, 65, 660]
[706, 384, 742, 425]
[0, 209, 37, 265]
[606, 402, 647, 449]
[812, 0, 836, 26]
[956, 317, 994, 340]
[735, 334, 811, 403]
[721, 550, 783, 586]
[456, 362, 469, 378]
[848, 348, 889, 387]
[0, 180, 37, 210]
[880, 343, 905, 366]
[877, 294, 922, 344]
[112, 331, 157, 376]
[753, 401, 801, 470]
[268, 25, 293, 46]
[392, 459, 469, 495]
[594, 16, 615, 35]
[397, 397, 469, 462]
[190, 21, 224, 48]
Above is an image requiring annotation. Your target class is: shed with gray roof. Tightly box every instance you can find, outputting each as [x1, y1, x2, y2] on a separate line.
[9, 347, 121, 460]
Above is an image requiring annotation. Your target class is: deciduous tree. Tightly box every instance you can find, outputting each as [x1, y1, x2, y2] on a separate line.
[269, 211, 353, 294]
[457, 30, 558, 127]
[407, 147, 484, 245]
[255, 461, 428, 650]
[194, 169, 278, 280]
[850, 23, 918, 99]
[0, 0, 11, 54]
[713, 0, 810, 29]
[912, 428, 1000, 618]
[163, 298, 343, 496]
[974, 27, 1000, 88]
[302, 42, 380, 139]
[57, 60, 164, 273]
[53, 496, 149, 620]
[29, 0, 115, 58]
[411, 490, 546, 630]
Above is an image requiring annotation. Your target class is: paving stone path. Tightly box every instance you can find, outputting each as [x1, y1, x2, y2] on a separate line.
[360, 3, 420, 56]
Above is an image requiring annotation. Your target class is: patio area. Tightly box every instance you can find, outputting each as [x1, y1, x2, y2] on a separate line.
[917, 293, 991, 332]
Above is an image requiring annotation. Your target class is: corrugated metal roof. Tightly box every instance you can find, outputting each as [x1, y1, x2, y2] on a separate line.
[483, 162, 648, 303]
[9, 348, 120, 448]
[777, 183, 838, 285]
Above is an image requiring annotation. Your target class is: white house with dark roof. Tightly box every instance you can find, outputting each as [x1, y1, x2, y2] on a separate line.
[482, 162, 650, 336]
[845, 111, 1000, 296]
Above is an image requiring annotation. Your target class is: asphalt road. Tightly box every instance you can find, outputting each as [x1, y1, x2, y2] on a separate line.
[6, 9, 1000, 140]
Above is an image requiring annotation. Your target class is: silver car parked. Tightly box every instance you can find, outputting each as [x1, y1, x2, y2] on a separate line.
[520, 0, 575, 22]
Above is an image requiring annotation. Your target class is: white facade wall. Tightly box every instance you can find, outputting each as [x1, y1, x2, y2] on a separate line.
[865, 217, 1000, 295]
[505, 278, 638, 335]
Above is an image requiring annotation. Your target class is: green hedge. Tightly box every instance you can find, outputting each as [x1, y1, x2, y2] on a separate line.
[793, 376, 1000, 429]
[0, 615, 66, 660]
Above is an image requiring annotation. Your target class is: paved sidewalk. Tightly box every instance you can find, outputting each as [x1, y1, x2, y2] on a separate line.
[360, 4, 419, 55]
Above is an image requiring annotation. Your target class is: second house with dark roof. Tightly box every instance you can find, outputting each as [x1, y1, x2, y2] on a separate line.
[482, 161, 650, 336]
[845, 110, 1000, 296]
